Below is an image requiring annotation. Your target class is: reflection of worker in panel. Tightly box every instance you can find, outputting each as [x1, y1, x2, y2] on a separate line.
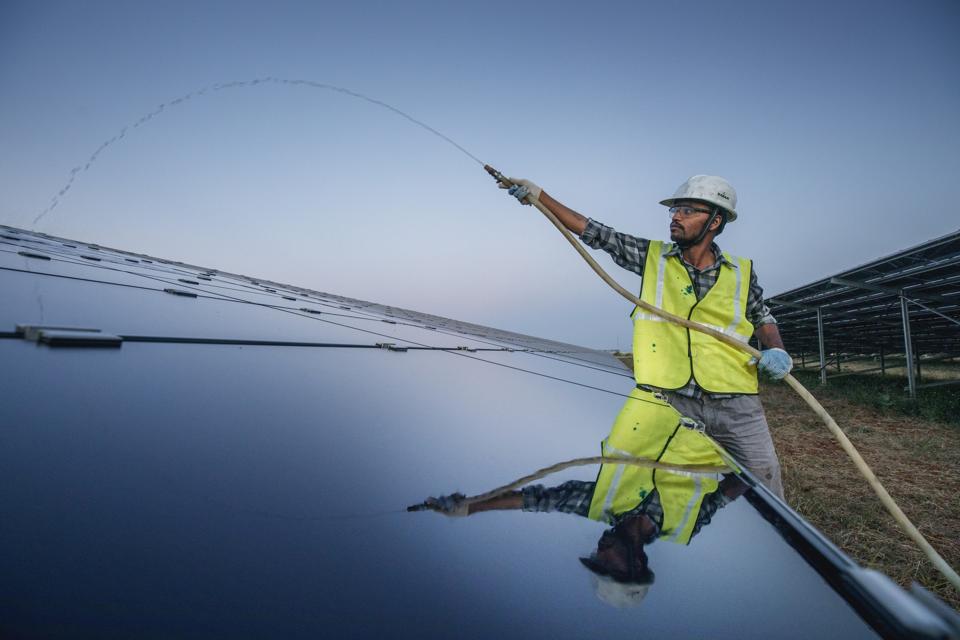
[421, 389, 747, 608]
[498, 175, 792, 497]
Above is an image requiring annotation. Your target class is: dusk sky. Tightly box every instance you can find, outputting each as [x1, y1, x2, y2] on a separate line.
[2, 0, 958, 349]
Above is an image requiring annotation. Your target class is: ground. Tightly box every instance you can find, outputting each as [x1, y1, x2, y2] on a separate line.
[762, 377, 960, 611]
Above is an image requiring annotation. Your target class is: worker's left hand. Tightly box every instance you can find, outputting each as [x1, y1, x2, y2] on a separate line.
[752, 348, 793, 380]
[422, 493, 471, 517]
[498, 177, 542, 205]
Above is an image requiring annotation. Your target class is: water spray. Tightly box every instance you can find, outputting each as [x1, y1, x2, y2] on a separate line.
[33, 77, 484, 227]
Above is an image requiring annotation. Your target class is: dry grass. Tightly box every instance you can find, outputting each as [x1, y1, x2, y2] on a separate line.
[763, 378, 960, 610]
[613, 352, 960, 609]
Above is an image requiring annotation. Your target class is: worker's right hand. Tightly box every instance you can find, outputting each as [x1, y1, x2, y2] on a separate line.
[422, 493, 471, 517]
[498, 177, 542, 205]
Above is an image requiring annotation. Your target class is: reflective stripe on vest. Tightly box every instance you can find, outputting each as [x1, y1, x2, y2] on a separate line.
[587, 388, 725, 544]
[631, 240, 757, 394]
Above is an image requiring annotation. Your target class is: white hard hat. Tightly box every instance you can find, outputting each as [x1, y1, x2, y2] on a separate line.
[660, 175, 738, 222]
[590, 573, 652, 608]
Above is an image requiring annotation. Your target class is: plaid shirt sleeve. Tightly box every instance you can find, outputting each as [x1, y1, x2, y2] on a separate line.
[519, 479, 735, 539]
[522, 480, 596, 518]
[580, 219, 650, 276]
[746, 266, 776, 327]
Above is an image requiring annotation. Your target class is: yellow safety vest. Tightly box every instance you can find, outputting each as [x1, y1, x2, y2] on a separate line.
[631, 240, 757, 394]
[588, 388, 725, 544]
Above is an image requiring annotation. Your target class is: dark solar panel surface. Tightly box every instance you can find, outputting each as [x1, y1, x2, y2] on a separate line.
[0, 226, 879, 638]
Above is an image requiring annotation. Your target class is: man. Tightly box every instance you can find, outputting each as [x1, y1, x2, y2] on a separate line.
[499, 175, 792, 498]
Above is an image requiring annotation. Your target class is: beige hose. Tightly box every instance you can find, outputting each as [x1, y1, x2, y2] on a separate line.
[488, 168, 959, 592]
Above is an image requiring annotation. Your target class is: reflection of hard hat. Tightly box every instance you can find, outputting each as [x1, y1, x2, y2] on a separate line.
[588, 571, 654, 609]
[660, 175, 738, 222]
[580, 553, 656, 609]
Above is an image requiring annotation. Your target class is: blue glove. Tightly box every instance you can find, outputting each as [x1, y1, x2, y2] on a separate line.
[508, 184, 530, 201]
[754, 348, 793, 380]
[498, 177, 542, 205]
[423, 492, 470, 517]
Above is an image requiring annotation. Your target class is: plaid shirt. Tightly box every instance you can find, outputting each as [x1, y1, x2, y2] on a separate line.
[521, 480, 727, 539]
[580, 219, 776, 398]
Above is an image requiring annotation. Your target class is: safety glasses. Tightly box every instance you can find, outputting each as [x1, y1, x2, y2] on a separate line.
[668, 205, 714, 218]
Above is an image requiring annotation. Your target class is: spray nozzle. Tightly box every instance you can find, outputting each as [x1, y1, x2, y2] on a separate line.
[484, 164, 513, 188]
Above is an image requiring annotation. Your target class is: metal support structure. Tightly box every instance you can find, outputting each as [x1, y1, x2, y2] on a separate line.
[817, 307, 827, 385]
[827, 352, 956, 379]
[879, 345, 885, 375]
[916, 378, 960, 390]
[767, 298, 816, 310]
[900, 296, 916, 400]
[817, 354, 839, 372]
[829, 276, 955, 305]
[906, 297, 960, 328]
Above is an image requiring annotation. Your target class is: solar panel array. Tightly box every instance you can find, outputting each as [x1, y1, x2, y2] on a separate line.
[767, 229, 960, 387]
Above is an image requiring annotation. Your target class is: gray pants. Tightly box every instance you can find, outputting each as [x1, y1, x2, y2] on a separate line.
[664, 392, 785, 500]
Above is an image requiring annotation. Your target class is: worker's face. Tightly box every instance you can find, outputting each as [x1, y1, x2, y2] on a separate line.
[669, 199, 717, 244]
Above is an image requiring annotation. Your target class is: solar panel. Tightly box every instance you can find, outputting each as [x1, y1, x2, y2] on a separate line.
[1, 225, 947, 638]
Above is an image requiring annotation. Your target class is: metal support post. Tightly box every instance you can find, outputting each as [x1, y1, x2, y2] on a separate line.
[900, 296, 916, 400]
[879, 345, 885, 375]
[817, 307, 827, 385]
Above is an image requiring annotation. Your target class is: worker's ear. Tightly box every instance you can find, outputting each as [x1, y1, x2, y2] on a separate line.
[711, 210, 727, 235]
